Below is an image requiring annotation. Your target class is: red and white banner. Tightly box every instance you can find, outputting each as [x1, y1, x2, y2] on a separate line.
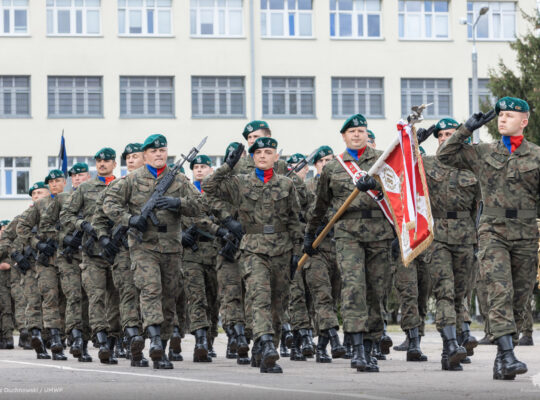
[368, 121, 434, 266]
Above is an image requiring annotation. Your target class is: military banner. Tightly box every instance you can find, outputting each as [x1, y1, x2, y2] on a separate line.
[368, 120, 434, 266]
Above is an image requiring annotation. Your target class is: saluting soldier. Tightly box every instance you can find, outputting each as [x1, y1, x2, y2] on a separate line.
[437, 97, 538, 380]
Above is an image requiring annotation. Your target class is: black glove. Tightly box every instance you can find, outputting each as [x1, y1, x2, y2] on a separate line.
[80, 221, 95, 235]
[181, 230, 197, 248]
[215, 227, 229, 238]
[129, 215, 148, 233]
[223, 216, 243, 240]
[355, 175, 377, 192]
[225, 143, 245, 169]
[465, 109, 496, 132]
[11, 251, 30, 273]
[36, 240, 56, 257]
[290, 255, 300, 280]
[155, 196, 181, 212]
[391, 238, 400, 261]
[303, 233, 318, 256]
[99, 236, 119, 258]
[63, 234, 82, 249]
[416, 124, 437, 143]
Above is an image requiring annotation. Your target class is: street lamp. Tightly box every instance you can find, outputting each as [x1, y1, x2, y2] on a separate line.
[461, 6, 489, 143]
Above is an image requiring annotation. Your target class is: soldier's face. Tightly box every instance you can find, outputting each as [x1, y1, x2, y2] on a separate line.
[96, 159, 116, 177]
[32, 188, 50, 202]
[144, 147, 168, 169]
[290, 163, 309, 180]
[367, 138, 376, 148]
[126, 152, 144, 172]
[497, 111, 529, 136]
[315, 155, 333, 175]
[437, 128, 455, 146]
[246, 130, 265, 147]
[253, 148, 276, 170]
[71, 172, 91, 188]
[192, 164, 213, 181]
[342, 127, 368, 150]
[48, 177, 66, 195]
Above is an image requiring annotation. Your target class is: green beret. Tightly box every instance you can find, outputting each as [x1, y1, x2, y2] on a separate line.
[433, 118, 459, 138]
[29, 181, 47, 196]
[190, 154, 212, 170]
[419, 146, 426, 155]
[340, 114, 367, 133]
[368, 130, 376, 139]
[142, 134, 167, 151]
[44, 169, 65, 184]
[242, 120, 269, 140]
[313, 146, 334, 164]
[248, 137, 278, 154]
[68, 162, 89, 176]
[94, 147, 116, 161]
[122, 143, 143, 160]
[495, 97, 530, 115]
[287, 153, 305, 164]
[0, 220, 10, 227]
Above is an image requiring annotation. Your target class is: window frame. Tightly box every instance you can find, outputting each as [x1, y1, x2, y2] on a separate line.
[467, 1, 516, 41]
[331, 77, 385, 119]
[119, 76, 176, 119]
[0, 0, 29, 36]
[400, 78, 453, 119]
[190, 0, 244, 38]
[191, 76, 246, 119]
[260, 0, 314, 39]
[468, 78, 496, 114]
[262, 76, 316, 119]
[118, 0, 173, 37]
[47, 76, 104, 119]
[46, 0, 102, 37]
[329, 0, 383, 40]
[398, 0, 450, 41]
[0, 75, 31, 119]
[0, 157, 31, 199]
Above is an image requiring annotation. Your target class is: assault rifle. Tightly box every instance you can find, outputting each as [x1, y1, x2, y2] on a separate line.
[286, 148, 318, 178]
[60, 229, 84, 263]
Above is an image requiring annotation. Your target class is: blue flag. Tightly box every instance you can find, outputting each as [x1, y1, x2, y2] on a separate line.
[58, 130, 68, 176]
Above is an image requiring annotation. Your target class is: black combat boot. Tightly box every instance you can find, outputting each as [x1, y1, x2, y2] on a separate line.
[316, 334, 331, 363]
[147, 325, 163, 362]
[0, 338, 5, 349]
[125, 326, 145, 364]
[280, 324, 292, 357]
[406, 328, 426, 362]
[460, 322, 478, 356]
[105, 336, 119, 364]
[4, 334, 14, 350]
[363, 340, 379, 372]
[372, 340, 385, 361]
[342, 333, 353, 359]
[20, 328, 32, 349]
[441, 326, 466, 370]
[114, 335, 127, 359]
[393, 336, 409, 351]
[518, 334, 534, 346]
[208, 336, 217, 358]
[153, 340, 174, 369]
[298, 329, 314, 357]
[290, 331, 306, 361]
[324, 328, 345, 359]
[250, 338, 262, 368]
[478, 334, 492, 345]
[234, 323, 250, 365]
[70, 329, 83, 358]
[349, 333, 367, 371]
[380, 323, 392, 355]
[259, 334, 282, 373]
[49, 329, 67, 360]
[225, 325, 238, 359]
[193, 328, 211, 362]
[493, 335, 527, 380]
[168, 326, 183, 361]
[78, 340, 92, 362]
[31, 328, 51, 359]
[95, 331, 111, 363]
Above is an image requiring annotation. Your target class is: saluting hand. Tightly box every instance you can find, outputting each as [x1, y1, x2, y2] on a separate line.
[465, 109, 496, 132]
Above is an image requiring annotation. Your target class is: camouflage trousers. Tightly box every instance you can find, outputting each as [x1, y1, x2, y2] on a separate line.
[81, 255, 121, 336]
[395, 257, 431, 335]
[477, 233, 537, 341]
[112, 248, 141, 331]
[23, 263, 62, 330]
[288, 270, 312, 331]
[175, 268, 186, 336]
[131, 248, 179, 341]
[0, 269, 14, 336]
[217, 254, 247, 328]
[10, 267, 26, 331]
[304, 246, 341, 333]
[462, 255, 480, 325]
[242, 250, 290, 343]
[428, 241, 474, 331]
[382, 260, 396, 324]
[475, 270, 490, 336]
[183, 259, 219, 337]
[336, 238, 392, 340]
[520, 291, 534, 336]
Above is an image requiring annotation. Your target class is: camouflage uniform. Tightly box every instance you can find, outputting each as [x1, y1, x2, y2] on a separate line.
[438, 125, 540, 341]
[0, 269, 13, 342]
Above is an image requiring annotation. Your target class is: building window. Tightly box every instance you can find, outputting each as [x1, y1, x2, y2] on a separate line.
[0, 76, 30, 118]
[192, 77, 245, 118]
[120, 76, 174, 118]
[0, 157, 30, 197]
[118, 0, 172, 36]
[398, 0, 449, 40]
[261, 0, 312, 38]
[48, 76, 103, 118]
[468, 78, 496, 114]
[330, 0, 381, 39]
[190, 0, 243, 37]
[332, 77, 384, 118]
[46, 0, 101, 36]
[401, 78, 452, 118]
[262, 77, 315, 118]
[1, 0, 28, 35]
[467, 2, 515, 40]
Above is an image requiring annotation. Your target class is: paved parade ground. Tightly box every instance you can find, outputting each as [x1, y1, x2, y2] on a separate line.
[0, 328, 539, 400]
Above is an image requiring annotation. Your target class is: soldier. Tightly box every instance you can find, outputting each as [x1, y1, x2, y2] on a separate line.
[203, 137, 303, 374]
[518, 292, 535, 346]
[0, 220, 14, 350]
[305, 114, 395, 373]
[437, 97, 537, 380]
[61, 149, 121, 365]
[367, 130, 376, 149]
[103, 134, 204, 370]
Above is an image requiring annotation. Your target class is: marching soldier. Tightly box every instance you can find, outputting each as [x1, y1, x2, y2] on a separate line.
[0, 220, 14, 349]
[437, 97, 538, 380]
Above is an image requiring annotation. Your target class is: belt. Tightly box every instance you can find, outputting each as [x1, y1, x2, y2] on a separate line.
[244, 223, 287, 234]
[148, 225, 180, 233]
[432, 210, 471, 219]
[198, 236, 213, 242]
[341, 210, 384, 219]
[482, 207, 536, 219]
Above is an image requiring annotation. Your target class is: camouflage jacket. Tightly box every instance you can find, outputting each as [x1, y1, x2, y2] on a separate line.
[306, 147, 394, 242]
[306, 175, 335, 252]
[40, 192, 73, 247]
[202, 164, 303, 257]
[92, 179, 122, 241]
[423, 156, 480, 245]
[0, 215, 21, 260]
[437, 125, 540, 240]
[15, 196, 54, 252]
[102, 165, 203, 253]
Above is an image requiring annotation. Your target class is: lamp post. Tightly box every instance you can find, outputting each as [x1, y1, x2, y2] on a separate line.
[461, 6, 489, 143]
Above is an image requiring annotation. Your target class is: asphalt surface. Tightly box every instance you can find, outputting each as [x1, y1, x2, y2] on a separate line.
[0, 329, 539, 400]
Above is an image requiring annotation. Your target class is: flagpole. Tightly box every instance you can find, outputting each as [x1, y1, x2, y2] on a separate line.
[58, 129, 64, 170]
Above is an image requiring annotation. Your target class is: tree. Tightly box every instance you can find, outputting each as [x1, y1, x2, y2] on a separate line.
[483, 11, 540, 144]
